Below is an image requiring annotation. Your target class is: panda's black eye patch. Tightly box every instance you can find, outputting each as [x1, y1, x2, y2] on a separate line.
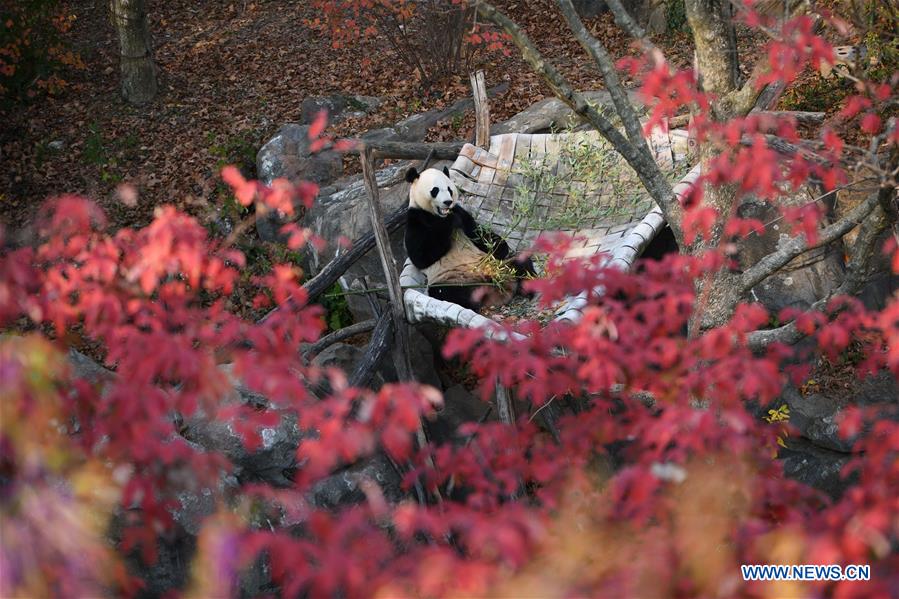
[448, 188, 453, 196]
[430, 187, 439, 198]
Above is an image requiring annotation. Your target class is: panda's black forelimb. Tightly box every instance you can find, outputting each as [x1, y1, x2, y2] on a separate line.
[511, 255, 537, 298]
[428, 285, 484, 312]
[405, 206, 455, 270]
[453, 205, 538, 300]
[452, 205, 511, 258]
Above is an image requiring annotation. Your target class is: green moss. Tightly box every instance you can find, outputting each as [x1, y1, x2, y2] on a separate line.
[321, 282, 353, 332]
[779, 75, 853, 113]
[665, 0, 690, 34]
[206, 129, 263, 228]
[80, 122, 137, 184]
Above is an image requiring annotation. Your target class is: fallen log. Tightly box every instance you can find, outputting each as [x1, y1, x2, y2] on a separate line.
[365, 140, 465, 161]
[348, 312, 393, 388]
[303, 318, 378, 359]
[303, 206, 408, 305]
[667, 110, 824, 129]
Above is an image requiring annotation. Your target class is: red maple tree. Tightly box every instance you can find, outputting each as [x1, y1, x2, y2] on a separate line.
[1, 1, 897, 597]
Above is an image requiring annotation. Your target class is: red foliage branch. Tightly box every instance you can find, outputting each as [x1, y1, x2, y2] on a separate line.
[1, 5, 898, 597]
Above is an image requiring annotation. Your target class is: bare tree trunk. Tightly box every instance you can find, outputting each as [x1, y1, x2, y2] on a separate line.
[685, 0, 739, 106]
[682, 0, 743, 334]
[475, 0, 895, 341]
[110, 0, 157, 105]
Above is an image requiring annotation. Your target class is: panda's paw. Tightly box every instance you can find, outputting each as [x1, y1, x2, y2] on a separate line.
[429, 286, 481, 312]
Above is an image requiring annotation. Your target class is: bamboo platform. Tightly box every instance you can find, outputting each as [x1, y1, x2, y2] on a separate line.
[400, 128, 700, 329]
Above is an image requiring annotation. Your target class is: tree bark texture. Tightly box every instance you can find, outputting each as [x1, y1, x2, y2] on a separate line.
[110, 0, 157, 105]
[685, 0, 739, 101]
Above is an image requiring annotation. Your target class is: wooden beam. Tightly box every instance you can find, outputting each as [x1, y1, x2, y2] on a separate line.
[668, 110, 825, 129]
[470, 70, 490, 148]
[365, 140, 465, 161]
[360, 145, 439, 495]
[304, 318, 378, 360]
[494, 380, 515, 425]
[360, 145, 414, 382]
[348, 313, 393, 388]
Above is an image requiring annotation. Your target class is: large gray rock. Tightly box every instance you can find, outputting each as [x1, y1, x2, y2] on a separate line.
[301, 94, 382, 125]
[65, 352, 306, 487]
[122, 527, 196, 599]
[258, 123, 343, 185]
[360, 88, 503, 144]
[572, 0, 608, 17]
[779, 437, 855, 499]
[780, 371, 899, 453]
[570, 0, 668, 31]
[312, 330, 441, 392]
[182, 409, 303, 488]
[377, 327, 442, 390]
[312, 342, 386, 392]
[172, 470, 240, 536]
[256, 123, 344, 241]
[738, 195, 846, 314]
[313, 342, 364, 371]
[180, 365, 307, 487]
[309, 453, 404, 509]
[302, 161, 413, 275]
[427, 384, 491, 445]
[68, 348, 115, 386]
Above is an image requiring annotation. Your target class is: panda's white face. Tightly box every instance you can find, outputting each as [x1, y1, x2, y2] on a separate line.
[408, 167, 458, 218]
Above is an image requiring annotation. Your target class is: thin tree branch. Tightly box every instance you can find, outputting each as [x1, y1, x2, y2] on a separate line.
[844, 187, 895, 291]
[738, 189, 883, 294]
[669, 110, 825, 129]
[718, 54, 773, 117]
[748, 134, 832, 166]
[603, 0, 661, 58]
[364, 140, 464, 161]
[556, 0, 649, 149]
[348, 313, 393, 388]
[472, 0, 681, 237]
[746, 292, 828, 350]
[720, 3, 818, 117]
[303, 318, 378, 359]
[747, 198, 892, 351]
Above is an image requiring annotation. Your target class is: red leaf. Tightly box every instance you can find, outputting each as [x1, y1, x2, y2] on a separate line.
[308, 110, 328, 140]
[860, 112, 881, 134]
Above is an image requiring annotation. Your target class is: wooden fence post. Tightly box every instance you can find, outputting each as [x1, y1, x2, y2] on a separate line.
[469, 70, 514, 425]
[359, 145, 414, 382]
[360, 145, 442, 503]
[470, 70, 490, 148]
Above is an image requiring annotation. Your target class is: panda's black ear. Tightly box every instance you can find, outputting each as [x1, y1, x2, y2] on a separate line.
[443, 166, 450, 177]
[405, 167, 419, 183]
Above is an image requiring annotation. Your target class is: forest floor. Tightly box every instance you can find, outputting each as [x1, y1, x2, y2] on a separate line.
[1, 0, 740, 239]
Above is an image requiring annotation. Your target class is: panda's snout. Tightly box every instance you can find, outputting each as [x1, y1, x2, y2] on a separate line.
[442, 200, 453, 207]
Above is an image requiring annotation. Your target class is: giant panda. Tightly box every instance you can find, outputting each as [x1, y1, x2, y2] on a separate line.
[404, 165, 535, 311]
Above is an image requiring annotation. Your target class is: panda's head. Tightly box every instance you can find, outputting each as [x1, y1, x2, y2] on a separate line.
[406, 166, 458, 218]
